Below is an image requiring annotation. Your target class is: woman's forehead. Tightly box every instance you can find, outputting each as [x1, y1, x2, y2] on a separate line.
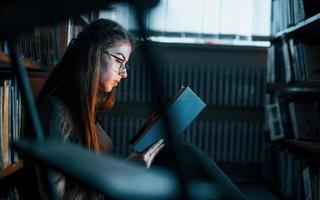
[108, 40, 132, 51]
[107, 42, 132, 58]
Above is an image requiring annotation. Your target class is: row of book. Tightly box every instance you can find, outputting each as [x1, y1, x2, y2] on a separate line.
[271, 0, 320, 35]
[116, 63, 266, 108]
[0, 188, 19, 200]
[265, 144, 320, 200]
[265, 95, 320, 141]
[267, 38, 320, 83]
[0, 77, 23, 170]
[0, 15, 100, 71]
[68, 23, 84, 44]
[67, 13, 99, 44]
[0, 26, 59, 69]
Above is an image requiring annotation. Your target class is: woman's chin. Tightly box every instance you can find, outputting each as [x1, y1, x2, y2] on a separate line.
[103, 87, 113, 93]
[99, 84, 114, 93]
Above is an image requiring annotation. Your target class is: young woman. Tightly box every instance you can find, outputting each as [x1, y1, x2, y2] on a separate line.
[36, 18, 164, 199]
[35, 18, 245, 200]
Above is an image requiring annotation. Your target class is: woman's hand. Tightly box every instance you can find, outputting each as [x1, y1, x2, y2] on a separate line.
[127, 139, 165, 168]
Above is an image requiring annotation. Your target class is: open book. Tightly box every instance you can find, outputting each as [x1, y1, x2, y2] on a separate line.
[129, 86, 207, 152]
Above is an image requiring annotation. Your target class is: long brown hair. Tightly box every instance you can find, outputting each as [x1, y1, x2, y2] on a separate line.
[38, 19, 135, 152]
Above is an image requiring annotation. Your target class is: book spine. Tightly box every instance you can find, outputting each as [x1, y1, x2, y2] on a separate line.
[288, 102, 299, 139]
[3, 79, 9, 168]
[14, 77, 19, 163]
[0, 80, 3, 169]
[303, 167, 313, 200]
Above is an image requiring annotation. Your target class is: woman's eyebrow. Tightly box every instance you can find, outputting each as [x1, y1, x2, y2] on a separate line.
[114, 52, 126, 61]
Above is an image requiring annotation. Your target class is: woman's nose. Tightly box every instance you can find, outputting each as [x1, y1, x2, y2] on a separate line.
[119, 69, 127, 78]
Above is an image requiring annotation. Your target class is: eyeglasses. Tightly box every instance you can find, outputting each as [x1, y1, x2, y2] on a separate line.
[103, 50, 130, 72]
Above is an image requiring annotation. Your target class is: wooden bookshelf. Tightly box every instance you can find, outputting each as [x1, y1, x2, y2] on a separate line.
[0, 52, 39, 69]
[273, 12, 320, 40]
[283, 139, 320, 156]
[0, 161, 24, 180]
[266, 85, 320, 101]
[0, 18, 70, 199]
[266, 2, 320, 199]
[266, 82, 320, 91]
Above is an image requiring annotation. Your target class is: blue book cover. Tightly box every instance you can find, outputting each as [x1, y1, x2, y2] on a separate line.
[129, 86, 207, 152]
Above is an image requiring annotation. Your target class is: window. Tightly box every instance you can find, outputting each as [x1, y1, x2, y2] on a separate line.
[99, 0, 271, 45]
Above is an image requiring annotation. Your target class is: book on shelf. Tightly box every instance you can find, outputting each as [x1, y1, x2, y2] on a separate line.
[266, 145, 320, 199]
[0, 80, 4, 169]
[2, 79, 9, 169]
[268, 0, 320, 199]
[292, 39, 306, 82]
[129, 86, 207, 153]
[266, 101, 285, 141]
[67, 19, 85, 44]
[0, 77, 22, 170]
[0, 40, 8, 54]
[275, 42, 287, 83]
[271, 0, 320, 34]
[0, 188, 19, 200]
[310, 168, 319, 200]
[293, 154, 304, 199]
[0, 24, 66, 70]
[318, 167, 320, 200]
[283, 37, 297, 83]
[303, 166, 313, 200]
[287, 39, 320, 82]
[302, 42, 320, 81]
[289, 102, 320, 140]
[266, 45, 275, 83]
[67, 13, 99, 44]
[267, 37, 320, 84]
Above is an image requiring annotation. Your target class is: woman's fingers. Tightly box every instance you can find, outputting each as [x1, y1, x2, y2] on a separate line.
[144, 139, 164, 158]
[144, 139, 165, 168]
[146, 143, 165, 168]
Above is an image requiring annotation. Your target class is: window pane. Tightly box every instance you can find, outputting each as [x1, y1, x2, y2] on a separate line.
[252, 0, 271, 36]
[148, 0, 167, 31]
[202, 0, 221, 34]
[166, 0, 202, 33]
[99, 0, 271, 42]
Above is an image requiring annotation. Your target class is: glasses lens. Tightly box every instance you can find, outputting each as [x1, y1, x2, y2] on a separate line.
[124, 64, 129, 70]
[105, 51, 129, 72]
[120, 63, 129, 71]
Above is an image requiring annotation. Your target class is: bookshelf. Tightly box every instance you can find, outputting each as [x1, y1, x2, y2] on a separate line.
[273, 12, 320, 40]
[265, 1, 320, 199]
[0, 13, 98, 198]
[0, 67, 50, 199]
[0, 52, 39, 69]
[0, 23, 66, 199]
[0, 160, 23, 180]
[283, 139, 320, 156]
[266, 82, 320, 91]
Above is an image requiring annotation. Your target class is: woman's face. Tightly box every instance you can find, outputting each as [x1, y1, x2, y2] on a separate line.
[99, 41, 132, 93]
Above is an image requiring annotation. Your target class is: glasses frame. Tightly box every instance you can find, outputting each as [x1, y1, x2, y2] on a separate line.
[103, 50, 130, 72]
